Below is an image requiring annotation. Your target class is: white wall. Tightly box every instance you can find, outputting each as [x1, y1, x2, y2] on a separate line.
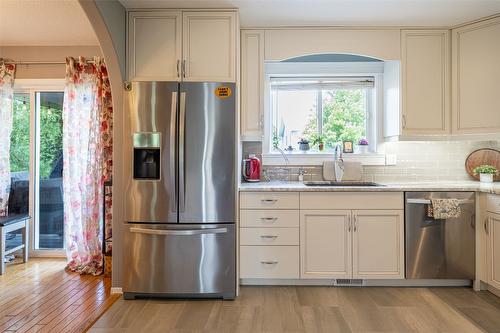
[95, 0, 126, 80]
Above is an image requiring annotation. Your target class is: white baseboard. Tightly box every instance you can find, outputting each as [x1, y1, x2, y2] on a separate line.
[110, 287, 123, 294]
[240, 278, 335, 286]
[240, 278, 473, 287]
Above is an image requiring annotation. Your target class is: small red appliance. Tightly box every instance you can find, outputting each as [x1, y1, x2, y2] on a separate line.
[243, 154, 261, 182]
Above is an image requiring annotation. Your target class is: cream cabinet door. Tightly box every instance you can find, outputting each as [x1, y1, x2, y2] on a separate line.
[401, 30, 450, 135]
[182, 12, 237, 82]
[352, 210, 404, 279]
[452, 16, 500, 134]
[487, 212, 500, 290]
[127, 11, 182, 81]
[300, 210, 352, 279]
[241, 30, 264, 141]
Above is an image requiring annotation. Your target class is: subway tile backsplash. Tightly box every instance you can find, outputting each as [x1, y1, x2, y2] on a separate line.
[243, 140, 500, 182]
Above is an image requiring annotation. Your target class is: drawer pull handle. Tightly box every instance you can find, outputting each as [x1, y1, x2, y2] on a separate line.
[260, 235, 278, 239]
[261, 217, 278, 222]
[260, 260, 278, 265]
[261, 199, 277, 204]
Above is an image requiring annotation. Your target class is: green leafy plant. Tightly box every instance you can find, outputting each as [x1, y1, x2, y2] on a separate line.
[310, 134, 325, 146]
[473, 165, 498, 175]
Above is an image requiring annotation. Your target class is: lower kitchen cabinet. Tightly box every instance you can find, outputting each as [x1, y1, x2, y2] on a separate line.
[487, 212, 500, 290]
[240, 245, 299, 279]
[239, 191, 405, 283]
[300, 209, 404, 280]
[300, 210, 352, 279]
[352, 210, 404, 279]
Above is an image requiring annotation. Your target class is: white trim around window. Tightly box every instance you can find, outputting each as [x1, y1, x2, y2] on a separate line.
[262, 62, 387, 166]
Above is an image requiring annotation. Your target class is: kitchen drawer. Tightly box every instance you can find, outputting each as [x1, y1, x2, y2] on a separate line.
[300, 192, 404, 210]
[487, 194, 500, 214]
[240, 227, 299, 246]
[240, 246, 299, 279]
[240, 209, 299, 228]
[240, 192, 299, 209]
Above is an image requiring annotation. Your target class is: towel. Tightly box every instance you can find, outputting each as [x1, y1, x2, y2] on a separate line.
[427, 199, 461, 219]
[323, 161, 362, 181]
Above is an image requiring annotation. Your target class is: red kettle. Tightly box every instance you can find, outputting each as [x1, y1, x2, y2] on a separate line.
[243, 154, 261, 182]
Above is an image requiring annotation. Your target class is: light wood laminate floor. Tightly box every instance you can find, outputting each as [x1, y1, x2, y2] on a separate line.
[90, 286, 500, 333]
[0, 258, 119, 333]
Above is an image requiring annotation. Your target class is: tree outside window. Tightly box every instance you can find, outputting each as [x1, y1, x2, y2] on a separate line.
[271, 79, 370, 151]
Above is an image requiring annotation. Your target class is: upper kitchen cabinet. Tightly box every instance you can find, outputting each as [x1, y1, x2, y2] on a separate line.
[182, 12, 237, 82]
[401, 30, 450, 136]
[452, 16, 500, 134]
[127, 10, 238, 82]
[241, 30, 264, 141]
[127, 11, 182, 81]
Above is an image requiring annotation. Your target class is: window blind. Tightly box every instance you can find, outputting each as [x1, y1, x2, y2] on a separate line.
[270, 77, 375, 90]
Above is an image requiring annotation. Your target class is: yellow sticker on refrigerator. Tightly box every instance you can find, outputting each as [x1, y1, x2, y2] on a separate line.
[215, 86, 232, 99]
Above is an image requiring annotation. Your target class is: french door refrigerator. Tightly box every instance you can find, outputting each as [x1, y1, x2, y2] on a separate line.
[123, 82, 236, 299]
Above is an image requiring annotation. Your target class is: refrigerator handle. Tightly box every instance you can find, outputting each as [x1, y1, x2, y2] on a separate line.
[179, 91, 186, 212]
[130, 227, 227, 236]
[170, 91, 178, 212]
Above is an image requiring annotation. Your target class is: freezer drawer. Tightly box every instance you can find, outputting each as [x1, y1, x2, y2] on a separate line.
[123, 223, 235, 299]
[405, 192, 475, 279]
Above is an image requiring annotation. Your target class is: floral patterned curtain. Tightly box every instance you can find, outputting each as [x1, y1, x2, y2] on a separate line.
[63, 57, 112, 275]
[0, 61, 16, 217]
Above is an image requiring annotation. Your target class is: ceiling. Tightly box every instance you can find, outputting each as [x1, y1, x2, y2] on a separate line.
[0, 0, 98, 46]
[119, 0, 500, 27]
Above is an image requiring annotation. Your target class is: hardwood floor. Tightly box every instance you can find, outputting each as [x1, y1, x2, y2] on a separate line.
[89, 286, 500, 333]
[0, 258, 120, 333]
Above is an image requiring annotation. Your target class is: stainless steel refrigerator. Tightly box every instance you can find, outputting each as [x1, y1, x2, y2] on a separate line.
[122, 82, 236, 299]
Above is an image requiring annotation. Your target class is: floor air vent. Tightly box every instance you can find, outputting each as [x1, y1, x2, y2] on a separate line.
[333, 279, 364, 286]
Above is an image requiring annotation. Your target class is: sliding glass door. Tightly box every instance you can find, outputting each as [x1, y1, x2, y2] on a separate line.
[36, 92, 64, 250]
[11, 82, 65, 255]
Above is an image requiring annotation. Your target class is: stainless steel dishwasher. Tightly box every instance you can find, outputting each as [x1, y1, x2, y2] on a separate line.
[405, 192, 475, 281]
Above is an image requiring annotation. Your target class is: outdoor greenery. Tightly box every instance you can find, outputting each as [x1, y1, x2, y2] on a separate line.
[10, 94, 63, 179]
[303, 89, 366, 150]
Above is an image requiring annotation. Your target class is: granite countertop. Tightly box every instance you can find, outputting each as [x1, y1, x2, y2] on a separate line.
[239, 181, 500, 194]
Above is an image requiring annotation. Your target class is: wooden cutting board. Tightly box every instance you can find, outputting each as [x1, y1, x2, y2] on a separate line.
[465, 148, 500, 181]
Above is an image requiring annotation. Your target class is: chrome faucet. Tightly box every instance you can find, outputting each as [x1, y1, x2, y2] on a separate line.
[334, 143, 344, 182]
[275, 146, 290, 166]
[275, 146, 291, 182]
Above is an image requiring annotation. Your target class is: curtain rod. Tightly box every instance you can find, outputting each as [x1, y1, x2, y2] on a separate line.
[2, 60, 96, 65]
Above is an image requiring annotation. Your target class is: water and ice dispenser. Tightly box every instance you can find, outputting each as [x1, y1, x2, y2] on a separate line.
[133, 132, 161, 180]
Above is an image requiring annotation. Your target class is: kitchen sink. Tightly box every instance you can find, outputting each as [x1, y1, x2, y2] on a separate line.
[303, 181, 383, 187]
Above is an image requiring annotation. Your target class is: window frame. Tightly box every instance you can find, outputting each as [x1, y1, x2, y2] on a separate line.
[263, 62, 386, 166]
[13, 79, 66, 257]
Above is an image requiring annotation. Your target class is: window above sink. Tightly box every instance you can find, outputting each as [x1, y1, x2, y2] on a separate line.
[261, 57, 386, 166]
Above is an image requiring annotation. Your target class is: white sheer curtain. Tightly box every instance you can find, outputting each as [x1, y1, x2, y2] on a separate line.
[0, 61, 16, 217]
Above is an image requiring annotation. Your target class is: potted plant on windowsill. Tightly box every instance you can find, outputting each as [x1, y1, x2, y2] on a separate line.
[473, 165, 498, 183]
[311, 134, 325, 151]
[356, 138, 369, 154]
[298, 138, 310, 151]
